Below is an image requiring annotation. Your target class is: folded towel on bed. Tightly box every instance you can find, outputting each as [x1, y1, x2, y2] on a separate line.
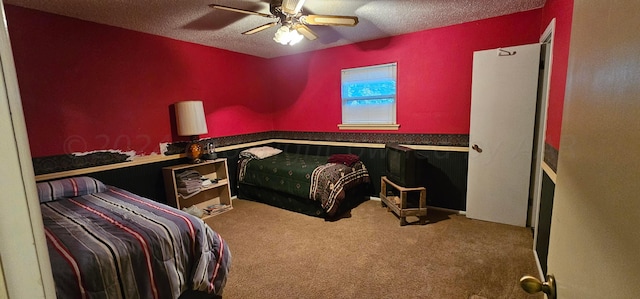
[240, 146, 283, 159]
[327, 154, 361, 166]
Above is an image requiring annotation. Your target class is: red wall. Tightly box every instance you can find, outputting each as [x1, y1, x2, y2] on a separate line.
[7, 3, 572, 158]
[540, 0, 574, 150]
[6, 5, 274, 157]
[268, 10, 542, 134]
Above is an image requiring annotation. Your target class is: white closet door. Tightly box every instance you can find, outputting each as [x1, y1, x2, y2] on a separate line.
[466, 44, 541, 227]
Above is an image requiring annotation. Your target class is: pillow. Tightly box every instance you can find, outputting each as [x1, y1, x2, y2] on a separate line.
[328, 154, 361, 166]
[37, 176, 107, 203]
[239, 146, 283, 159]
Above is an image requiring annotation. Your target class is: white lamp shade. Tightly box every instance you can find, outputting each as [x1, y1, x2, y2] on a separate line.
[175, 101, 208, 136]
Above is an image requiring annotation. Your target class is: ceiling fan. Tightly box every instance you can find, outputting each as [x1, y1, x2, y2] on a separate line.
[209, 0, 359, 45]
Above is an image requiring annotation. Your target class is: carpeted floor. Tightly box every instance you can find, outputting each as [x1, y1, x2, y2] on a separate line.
[205, 199, 542, 299]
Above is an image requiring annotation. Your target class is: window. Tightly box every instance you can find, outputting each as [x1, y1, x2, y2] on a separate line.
[339, 62, 399, 130]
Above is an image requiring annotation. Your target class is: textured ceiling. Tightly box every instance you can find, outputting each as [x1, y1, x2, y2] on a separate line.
[4, 0, 546, 58]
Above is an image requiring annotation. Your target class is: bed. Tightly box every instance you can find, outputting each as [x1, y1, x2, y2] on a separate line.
[37, 176, 231, 299]
[237, 147, 371, 218]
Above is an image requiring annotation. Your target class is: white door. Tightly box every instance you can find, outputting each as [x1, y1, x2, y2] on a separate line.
[466, 44, 541, 227]
[544, 0, 640, 297]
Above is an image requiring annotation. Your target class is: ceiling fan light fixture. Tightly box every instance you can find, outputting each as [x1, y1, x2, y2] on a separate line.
[273, 25, 304, 46]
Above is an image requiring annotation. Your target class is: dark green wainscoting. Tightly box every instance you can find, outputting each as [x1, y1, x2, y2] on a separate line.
[269, 142, 469, 211]
[48, 143, 469, 211]
[536, 171, 556, 276]
[33, 137, 470, 211]
[89, 159, 188, 205]
[84, 149, 245, 206]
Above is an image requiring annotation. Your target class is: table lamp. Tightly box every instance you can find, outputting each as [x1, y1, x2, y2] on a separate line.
[175, 100, 208, 163]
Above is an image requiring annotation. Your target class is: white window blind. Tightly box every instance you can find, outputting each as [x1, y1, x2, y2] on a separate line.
[341, 62, 397, 126]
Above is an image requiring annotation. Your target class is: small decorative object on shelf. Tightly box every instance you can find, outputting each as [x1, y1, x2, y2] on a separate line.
[163, 158, 232, 220]
[202, 142, 218, 160]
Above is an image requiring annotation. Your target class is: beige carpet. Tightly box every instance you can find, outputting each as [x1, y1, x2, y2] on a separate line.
[205, 199, 542, 299]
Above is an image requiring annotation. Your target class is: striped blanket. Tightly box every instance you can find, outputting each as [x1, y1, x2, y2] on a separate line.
[40, 186, 230, 299]
[309, 162, 370, 216]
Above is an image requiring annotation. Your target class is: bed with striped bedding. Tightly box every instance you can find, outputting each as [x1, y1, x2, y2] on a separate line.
[38, 177, 230, 299]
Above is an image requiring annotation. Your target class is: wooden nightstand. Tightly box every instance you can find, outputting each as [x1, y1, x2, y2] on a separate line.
[162, 158, 232, 220]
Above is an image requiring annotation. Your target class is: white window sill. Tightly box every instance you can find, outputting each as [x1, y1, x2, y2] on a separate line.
[338, 124, 400, 130]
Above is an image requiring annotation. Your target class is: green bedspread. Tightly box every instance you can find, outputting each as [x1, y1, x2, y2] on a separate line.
[238, 152, 370, 216]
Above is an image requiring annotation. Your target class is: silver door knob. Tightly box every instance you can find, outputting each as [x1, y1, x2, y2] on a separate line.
[520, 274, 556, 299]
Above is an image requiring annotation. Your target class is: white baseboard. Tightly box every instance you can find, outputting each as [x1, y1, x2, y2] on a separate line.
[533, 249, 545, 279]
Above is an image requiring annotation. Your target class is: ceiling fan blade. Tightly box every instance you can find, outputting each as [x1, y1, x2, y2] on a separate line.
[281, 0, 307, 15]
[301, 15, 359, 26]
[293, 24, 318, 41]
[209, 4, 275, 19]
[242, 22, 278, 35]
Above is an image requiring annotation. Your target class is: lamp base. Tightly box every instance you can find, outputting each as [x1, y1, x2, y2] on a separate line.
[186, 141, 203, 164]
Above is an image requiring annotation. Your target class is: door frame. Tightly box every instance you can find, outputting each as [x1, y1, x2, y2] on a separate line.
[531, 18, 556, 279]
[0, 1, 56, 297]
